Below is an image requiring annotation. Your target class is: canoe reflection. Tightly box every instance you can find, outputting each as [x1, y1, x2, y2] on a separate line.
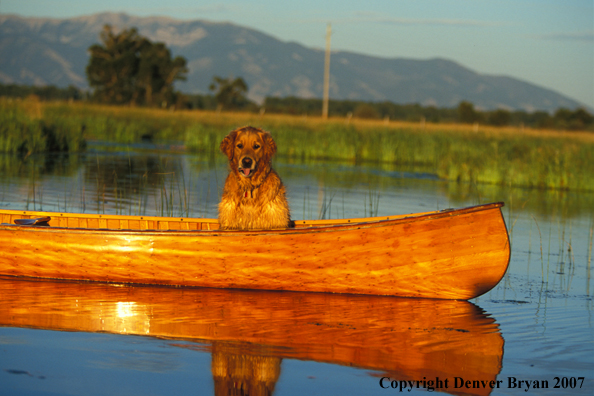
[0, 278, 503, 396]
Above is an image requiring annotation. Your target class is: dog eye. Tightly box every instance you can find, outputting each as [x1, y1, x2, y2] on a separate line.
[236, 143, 243, 149]
[253, 144, 260, 149]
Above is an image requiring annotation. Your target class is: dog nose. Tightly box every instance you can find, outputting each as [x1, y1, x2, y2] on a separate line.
[241, 157, 253, 168]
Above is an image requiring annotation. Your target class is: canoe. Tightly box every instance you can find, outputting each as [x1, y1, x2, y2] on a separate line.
[0, 202, 510, 300]
[0, 277, 503, 396]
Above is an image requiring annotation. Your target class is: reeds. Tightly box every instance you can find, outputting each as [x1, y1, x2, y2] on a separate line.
[0, 98, 86, 155]
[184, 114, 594, 192]
[268, 123, 594, 192]
[3, 100, 594, 191]
[0, 99, 46, 155]
[588, 219, 594, 268]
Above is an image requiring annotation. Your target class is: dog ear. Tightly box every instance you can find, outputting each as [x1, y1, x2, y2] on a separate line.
[262, 131, 277, 163]
[220, 129, 239, 161]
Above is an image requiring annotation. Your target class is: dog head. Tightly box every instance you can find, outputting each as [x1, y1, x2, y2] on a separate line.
[220, 126, 277, 179]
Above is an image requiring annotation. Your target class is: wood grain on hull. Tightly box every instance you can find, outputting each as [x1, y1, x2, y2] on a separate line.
[0, 203, 510, 299]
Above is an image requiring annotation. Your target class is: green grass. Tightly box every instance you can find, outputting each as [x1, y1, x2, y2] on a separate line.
[0, 100, 47, 155]
[256, 123, 594, 192]
[0, 99, 86, 155]
[3, 99, 594, 191]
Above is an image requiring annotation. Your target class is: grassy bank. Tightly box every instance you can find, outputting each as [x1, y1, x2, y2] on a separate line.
[183, 111, 594, 192]
[0, 99, 86, 155]
[2, 99, 593, 191]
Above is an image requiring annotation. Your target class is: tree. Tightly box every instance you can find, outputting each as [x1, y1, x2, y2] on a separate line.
[353, 103, 380, 119]
[86, 25, 187, 107]
[209, 76, 249, 111]
[457, 101, 479, 124]
[136, 42, 188, 107]
[554, 107, 594, 130]
[487, 109, 511, 126]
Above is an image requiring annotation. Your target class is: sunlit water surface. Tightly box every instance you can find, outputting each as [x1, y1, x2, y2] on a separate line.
[1, 144, 592, 395]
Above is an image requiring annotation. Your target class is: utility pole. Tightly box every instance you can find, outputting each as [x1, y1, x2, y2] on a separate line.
[322, 23, 331, 119]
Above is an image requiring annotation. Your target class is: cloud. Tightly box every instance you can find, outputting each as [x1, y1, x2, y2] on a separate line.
[535, 31, 594, 42]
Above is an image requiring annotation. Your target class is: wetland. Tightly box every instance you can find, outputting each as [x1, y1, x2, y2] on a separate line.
[0, 102, 593, 395]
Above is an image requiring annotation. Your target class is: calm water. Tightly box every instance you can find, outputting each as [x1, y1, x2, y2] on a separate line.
[1, 143, 593, 395]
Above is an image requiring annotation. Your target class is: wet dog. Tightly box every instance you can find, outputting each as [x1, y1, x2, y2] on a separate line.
[218, 126, 291, 230]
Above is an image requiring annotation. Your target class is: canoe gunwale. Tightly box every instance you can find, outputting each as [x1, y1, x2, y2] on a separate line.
[0, 202, 505, 236]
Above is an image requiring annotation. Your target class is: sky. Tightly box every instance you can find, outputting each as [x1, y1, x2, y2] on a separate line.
[1, 0, 593, 109]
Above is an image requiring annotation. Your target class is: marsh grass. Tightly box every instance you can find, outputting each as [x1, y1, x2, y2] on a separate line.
[0, 99, 86, 155]
[531, 215, 545, 279]
[25, 167, 42, 211]
[364, 188, 381, 217]
[527, 213, 584, 293]
[154, 172, 188, 217]
[1, 100, 46, 155]
[588, 219, 594, 268]
[274, 124, 594, 191]
[317, 187, 337, 220]
[586, 218, 594, 294]
[3, 100, 594, 191]
[183, 112, 594, 192]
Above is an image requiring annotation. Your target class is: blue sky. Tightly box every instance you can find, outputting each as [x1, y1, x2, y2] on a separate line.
[2, 0, 593, 109]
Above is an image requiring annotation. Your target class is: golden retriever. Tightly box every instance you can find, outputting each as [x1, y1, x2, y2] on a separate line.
[218, 126, 291, 230]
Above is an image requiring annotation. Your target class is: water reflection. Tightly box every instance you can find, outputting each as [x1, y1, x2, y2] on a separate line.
[0, 152, 80, 179]
[1, 147, 593, 221]
[1, 146, 591, 395]
[0, 278, 503, 396]
[211, 347, 281, 396]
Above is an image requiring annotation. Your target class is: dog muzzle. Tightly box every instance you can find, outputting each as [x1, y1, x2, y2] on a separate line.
[239, 157, 255, 177]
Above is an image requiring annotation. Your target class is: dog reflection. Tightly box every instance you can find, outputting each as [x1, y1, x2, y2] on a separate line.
[212, 346, 282, 396]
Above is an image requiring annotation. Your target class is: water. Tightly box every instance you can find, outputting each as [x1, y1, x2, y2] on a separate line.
[1, 143, 593, 395]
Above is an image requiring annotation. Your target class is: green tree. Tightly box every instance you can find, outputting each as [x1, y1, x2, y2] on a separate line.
[353, 103, 380, 119]
[554, 107, 594, 130]
[209, 76, 249, 111]
[457, 101, 479, 124]
[487, 109, 511, 126]
[137, 42, 188, 107]
[86, 25, 187, 107]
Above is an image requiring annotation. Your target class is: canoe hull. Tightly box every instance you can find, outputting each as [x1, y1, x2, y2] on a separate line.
[0, 203, 510, 300]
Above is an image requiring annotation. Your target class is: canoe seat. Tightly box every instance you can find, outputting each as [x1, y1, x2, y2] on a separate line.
[14, 217, 51, 226]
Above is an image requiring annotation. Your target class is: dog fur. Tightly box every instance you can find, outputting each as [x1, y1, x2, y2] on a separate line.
[218, 126, 291, 230]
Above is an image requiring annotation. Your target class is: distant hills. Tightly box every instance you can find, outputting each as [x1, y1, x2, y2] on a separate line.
[0, 13, 587, 112]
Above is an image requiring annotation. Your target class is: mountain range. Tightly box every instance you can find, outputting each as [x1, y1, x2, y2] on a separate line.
[0, 13, 586, 112]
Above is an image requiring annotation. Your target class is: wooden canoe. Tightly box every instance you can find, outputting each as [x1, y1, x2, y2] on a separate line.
[0, 278, 504, 396]
[0, 202, 510, 300]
